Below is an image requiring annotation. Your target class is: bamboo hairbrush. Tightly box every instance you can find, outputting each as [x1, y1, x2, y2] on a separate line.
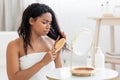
[55, 38, 66, 53]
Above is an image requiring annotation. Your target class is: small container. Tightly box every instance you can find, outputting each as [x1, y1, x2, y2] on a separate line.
[102, 1, 113, 17]
[95, 47, 105, 69]
[113, 5, 120, 17]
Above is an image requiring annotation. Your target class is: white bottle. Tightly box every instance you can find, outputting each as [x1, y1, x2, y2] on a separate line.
[105, 1, 110, 13]
[100, 4, 104, 17]
[86, 45, 94, 67]
[95, 47, 105, 69]
[86, 53, 92, 67]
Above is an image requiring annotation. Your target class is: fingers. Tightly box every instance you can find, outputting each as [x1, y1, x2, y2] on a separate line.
[61, 31, 66, 39]
[48, 49, 57, 61]
[55, 35, 60, 43]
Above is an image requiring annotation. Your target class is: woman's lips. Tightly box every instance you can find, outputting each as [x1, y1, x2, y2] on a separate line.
[44, 30, 49, 33]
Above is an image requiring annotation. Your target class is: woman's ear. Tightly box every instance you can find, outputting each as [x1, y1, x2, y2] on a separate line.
[29, 17, 34, 25]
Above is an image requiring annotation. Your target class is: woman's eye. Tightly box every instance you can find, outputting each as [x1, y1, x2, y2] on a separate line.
[42, 21, 51, 25]
[42, 22, 47, 24]
[49, 23, 51, 25]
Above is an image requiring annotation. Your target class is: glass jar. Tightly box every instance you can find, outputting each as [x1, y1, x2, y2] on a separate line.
[113, 5, 120, 17]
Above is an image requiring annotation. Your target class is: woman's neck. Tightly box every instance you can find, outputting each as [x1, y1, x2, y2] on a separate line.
[30, 32, 43, 44]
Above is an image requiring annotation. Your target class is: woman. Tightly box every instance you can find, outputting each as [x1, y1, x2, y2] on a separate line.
[6, 3, 66, 80]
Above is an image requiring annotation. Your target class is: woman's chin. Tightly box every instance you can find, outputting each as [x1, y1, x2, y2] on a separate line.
[41, 33, 48, 36]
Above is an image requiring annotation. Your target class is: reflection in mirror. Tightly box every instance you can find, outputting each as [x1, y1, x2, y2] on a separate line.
[66, 28, 94, 56]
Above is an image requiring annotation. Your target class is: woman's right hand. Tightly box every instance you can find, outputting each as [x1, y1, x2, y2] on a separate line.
[41, 49, 57, 65]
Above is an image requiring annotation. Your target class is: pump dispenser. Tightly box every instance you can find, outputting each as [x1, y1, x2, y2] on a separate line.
[95, 47, 105, 69]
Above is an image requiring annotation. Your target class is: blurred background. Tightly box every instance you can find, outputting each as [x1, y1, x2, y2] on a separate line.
[0, 0, 120, 79]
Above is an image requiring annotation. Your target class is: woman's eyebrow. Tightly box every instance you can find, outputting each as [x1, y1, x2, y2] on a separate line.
[42, 19, 52, 22]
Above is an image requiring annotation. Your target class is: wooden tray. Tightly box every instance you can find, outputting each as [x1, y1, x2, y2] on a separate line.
[71, 67, 95, 76]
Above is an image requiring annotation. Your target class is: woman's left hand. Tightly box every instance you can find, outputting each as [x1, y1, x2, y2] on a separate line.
[61, 31, 66, 39]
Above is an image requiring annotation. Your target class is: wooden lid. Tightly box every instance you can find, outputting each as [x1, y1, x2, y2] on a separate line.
[71, 67, 94, 76]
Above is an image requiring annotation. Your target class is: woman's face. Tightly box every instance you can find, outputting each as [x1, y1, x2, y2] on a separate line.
[30, 12, 52, 36]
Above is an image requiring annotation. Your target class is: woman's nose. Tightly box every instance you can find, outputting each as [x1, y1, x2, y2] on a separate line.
[46, 24, 50, 29]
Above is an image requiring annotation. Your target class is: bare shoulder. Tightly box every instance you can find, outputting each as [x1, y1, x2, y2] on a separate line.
[6, 38, 21, 56]
[7, 38, 20, 49]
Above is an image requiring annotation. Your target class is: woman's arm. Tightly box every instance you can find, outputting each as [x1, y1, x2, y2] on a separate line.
[54, 31, 66, 68]
[6, 41, 56, 80]
[54, 51, 62, 68]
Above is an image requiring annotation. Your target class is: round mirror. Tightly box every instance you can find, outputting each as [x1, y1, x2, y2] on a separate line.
[71, 28, 94, 56]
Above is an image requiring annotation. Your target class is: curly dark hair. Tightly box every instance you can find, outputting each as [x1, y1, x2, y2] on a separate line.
[18, 3, 63, 54]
